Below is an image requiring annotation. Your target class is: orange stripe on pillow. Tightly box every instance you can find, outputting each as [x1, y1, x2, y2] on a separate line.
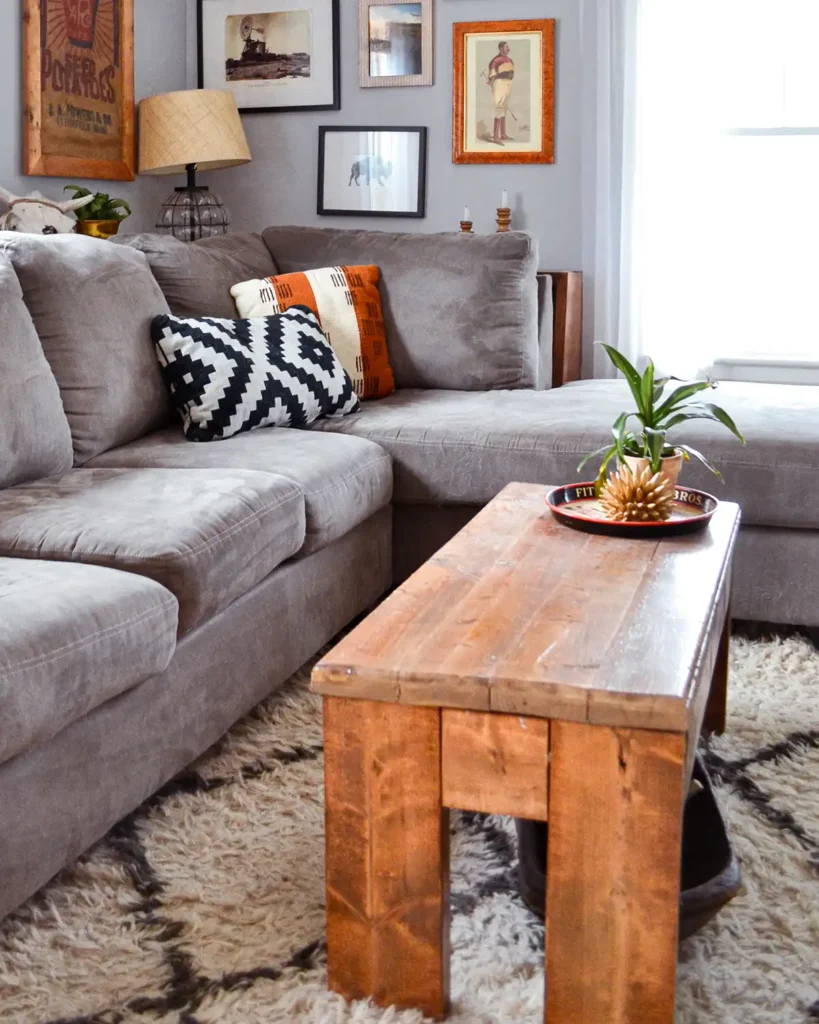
[271, 275, 319, 324]
[342, 266, 394, 399]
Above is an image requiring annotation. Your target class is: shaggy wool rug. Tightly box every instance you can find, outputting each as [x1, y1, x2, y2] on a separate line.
[1, 636, 818, 1024]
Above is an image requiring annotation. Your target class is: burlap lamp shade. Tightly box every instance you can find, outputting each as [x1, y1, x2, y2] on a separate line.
[138, 89, 252, 241]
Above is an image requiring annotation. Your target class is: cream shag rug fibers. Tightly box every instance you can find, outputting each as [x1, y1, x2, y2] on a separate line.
[1, 636, 818, 1024]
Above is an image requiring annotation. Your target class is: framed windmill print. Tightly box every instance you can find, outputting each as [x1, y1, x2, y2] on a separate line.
[23, 0, 136, 180]
[453, 19, 555, 165]
[198, 0, 341, 113]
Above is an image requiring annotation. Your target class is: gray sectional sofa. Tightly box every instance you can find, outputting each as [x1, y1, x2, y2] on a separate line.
[1, 225, 817, 922]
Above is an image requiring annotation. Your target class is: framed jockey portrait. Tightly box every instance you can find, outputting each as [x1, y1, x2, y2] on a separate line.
[317, 126, 428, 218]
[453, 19, 555, 165]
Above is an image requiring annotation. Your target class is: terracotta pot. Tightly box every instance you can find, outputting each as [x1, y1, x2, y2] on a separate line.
[75, 219, 121, 240]
[624, 449, 684, 490]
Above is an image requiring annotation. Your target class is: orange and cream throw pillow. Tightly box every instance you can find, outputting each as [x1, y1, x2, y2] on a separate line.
[231, 265, 395, 400]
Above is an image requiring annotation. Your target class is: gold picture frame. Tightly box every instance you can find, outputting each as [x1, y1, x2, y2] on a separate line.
[359, 0, 433, 89]
[23, 0, 136, 181]
[453, 19, 554, 165]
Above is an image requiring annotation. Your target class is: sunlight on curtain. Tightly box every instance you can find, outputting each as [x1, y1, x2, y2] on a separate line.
[632, 0, 819, 376]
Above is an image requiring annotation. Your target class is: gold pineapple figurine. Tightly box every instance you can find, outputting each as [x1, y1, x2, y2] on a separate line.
[599, 464, 675, 523]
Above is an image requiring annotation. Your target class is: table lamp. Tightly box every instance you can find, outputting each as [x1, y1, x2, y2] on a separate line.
[139, 89, 252, 242]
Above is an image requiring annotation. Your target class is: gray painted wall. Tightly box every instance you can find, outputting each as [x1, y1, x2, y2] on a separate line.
[201, 1, 583, 270]
[0, 0, 189, 233]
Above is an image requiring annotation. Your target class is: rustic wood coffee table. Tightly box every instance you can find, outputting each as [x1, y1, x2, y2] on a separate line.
[312, 482, 740, 1023]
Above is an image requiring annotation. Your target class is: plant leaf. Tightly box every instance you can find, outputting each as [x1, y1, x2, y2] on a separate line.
[577, 443, 615, 475]
[598, 343, 647, 418]
[677, 444, 724, 482]
[701, 403, 746, 444]
[640, 360, 656, 426]
[644, 427, 667, 473]
[654, 380, 717, 422]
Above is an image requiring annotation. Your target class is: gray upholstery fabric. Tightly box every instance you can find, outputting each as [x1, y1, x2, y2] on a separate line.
[0, 254, 73, 486]
[0, 468, 306, 634]
[536, 273, 554, 390]
[732, 526, 819, 626]
[88, 425, 392, 555]
[262, 226, 540, 392]
[314, 381, 819, 529]
[118, 232, 278, 319]
[0, 507, 391, 922]
[0, 233, 171, 465]
[0, 558, 177, 767]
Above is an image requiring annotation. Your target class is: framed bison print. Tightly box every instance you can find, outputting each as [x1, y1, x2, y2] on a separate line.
[198, 0, 340, 113]
[23, 0, 136, 180]
[453, 19, 555, 165]
[318, 126, 427, 218]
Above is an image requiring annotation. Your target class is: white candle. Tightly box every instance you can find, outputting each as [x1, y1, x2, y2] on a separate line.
[463, 206, 470, 221]
[501, 189, 509, 208]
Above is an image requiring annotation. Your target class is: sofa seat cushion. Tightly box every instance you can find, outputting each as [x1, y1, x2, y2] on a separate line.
[312, 381, 819, 529]
[0, 558, 178, 767]
[87, 426, 392, 555]
[0, 468, 306, 633]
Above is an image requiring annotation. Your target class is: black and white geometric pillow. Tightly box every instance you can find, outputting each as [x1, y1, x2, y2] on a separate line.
[151, 306, 360, 442]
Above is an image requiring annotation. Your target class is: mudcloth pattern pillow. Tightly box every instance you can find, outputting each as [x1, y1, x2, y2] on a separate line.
[230, 265, 395, 400]
[151, 306, 359, 442]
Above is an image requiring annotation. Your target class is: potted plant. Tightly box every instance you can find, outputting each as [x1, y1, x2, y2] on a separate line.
[579, 343, 745, 500]
[64, 185, 131, 239]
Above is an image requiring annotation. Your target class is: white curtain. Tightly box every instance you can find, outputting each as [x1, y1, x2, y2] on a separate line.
[584, 0, 819, 379]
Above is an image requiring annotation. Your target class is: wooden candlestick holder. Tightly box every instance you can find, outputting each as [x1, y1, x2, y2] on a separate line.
[496, 208, 512, 232]
[460, 221, 474, 233]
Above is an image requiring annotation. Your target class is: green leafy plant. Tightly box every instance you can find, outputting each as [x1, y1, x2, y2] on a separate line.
[63, 185, 131, 222]
[578, 343, 746, 490]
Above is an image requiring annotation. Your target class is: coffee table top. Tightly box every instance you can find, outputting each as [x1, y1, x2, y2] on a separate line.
[312, 482, 741, 733]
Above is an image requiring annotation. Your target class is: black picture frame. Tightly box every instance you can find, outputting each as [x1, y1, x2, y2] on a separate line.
[317, 126, 428, 218]
[197, 0, 341, 114]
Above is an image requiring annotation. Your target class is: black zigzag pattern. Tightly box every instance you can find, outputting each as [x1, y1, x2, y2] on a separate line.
[151, 305, 359, 442]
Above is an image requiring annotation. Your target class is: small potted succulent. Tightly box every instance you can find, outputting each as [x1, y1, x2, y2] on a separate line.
[64, 185, 131, 239]
[578, 344, 745, 522]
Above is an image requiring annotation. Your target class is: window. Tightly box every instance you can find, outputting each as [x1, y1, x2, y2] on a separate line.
[631, 0, 819, 378]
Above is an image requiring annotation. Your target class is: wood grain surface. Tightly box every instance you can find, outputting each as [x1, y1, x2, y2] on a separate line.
[313, 483, 741, 734]
[545, 721, 685, 1024]
[323, 698, 450, 1018]
[441, 709, 549, 819]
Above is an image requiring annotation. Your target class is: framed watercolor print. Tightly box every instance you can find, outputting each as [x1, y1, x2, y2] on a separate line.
[23, 0, 136, 180]
[198, 0, 340, 113]
[358, 0, 433, 89]
[453, 19, 555, 165]
[318, 126, 427, 218]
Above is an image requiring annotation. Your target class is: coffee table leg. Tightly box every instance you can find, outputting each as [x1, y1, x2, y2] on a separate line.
[704, 610, 730, 735]
[323, 697, 450, 1019]
[545, 721, 685, 1024]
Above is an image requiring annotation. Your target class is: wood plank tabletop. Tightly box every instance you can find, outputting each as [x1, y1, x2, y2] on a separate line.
[312, 483, 741, 733]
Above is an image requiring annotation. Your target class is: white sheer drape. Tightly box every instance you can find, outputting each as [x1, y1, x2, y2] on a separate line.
[585, 0, 819, 379]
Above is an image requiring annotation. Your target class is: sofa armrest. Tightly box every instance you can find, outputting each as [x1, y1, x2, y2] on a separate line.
[539, 271, 583, 388]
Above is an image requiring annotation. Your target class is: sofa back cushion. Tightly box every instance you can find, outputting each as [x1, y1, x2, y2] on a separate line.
[261, 227, 540, 391]
[118, 232, 279, 319]
[0, 254, 73, 486]
[0, 233, 171, 465]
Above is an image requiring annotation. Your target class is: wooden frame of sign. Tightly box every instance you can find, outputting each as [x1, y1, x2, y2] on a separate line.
[23, 0, 136, 181]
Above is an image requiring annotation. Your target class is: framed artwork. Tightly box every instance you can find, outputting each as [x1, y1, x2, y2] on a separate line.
[358, 0, 433, 89]
[198, 0, 340, 113]
[23, 0, 136, 181]
[318, 126, 427, 218]
[453, 19, 555, 165]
